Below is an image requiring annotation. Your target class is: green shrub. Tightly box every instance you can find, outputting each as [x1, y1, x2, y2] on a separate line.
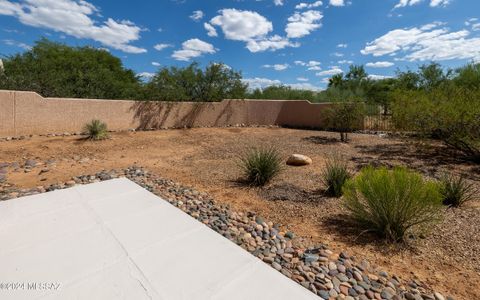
[324, 101, 365, 142]
[239, 147, 282, 186]
[83, 119, 109, 140]
[440, 174, 477, 207]
[343, 166, 443, 242]
[321, 157, 351, 197]
[392, 87, 480, 162]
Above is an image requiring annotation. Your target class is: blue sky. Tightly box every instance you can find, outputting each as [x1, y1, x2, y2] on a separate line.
[0, 0, 479, 90]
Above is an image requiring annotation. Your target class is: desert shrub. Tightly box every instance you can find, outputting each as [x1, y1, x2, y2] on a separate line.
[324, 101, 365, 142]
[440, 174, 477, 207]
[392, 82, 480, 162]
[321, 157, 351, 197]
[83, 119, 109, 140]
[343, 166, 443, 242]
[239, 147, 282, 186]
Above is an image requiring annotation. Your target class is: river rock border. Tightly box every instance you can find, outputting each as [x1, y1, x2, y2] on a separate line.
[0, 166, 451, 300]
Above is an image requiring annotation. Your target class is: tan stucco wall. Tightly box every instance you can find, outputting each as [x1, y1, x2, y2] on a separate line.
[0, 90, 334, 137]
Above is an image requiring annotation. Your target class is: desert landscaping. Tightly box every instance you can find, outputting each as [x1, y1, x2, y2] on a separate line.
[1, 127, 478, 300]
[1, 7, 480, 297]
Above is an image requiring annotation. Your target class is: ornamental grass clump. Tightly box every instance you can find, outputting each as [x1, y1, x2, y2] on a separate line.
[240, 147, 283, 186]
[440, 174, 477, 207]
[83, 119, 109, 140]
[321, 157, 351, 197]
[343, 166, 443, 242]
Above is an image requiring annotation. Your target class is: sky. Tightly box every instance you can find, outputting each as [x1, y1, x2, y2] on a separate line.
[0, 0, 479, 90]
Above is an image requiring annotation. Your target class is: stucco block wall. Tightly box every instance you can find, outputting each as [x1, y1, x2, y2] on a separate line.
[0, 91, 15, 136]
[0, 90, 334, 137]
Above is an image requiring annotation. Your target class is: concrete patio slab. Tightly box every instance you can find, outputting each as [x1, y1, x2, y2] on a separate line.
[0, 178, 319, 300]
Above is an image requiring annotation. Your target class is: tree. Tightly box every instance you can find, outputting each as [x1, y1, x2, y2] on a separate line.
[0, 38, 141, 99]
[395, 69, 420, 90]
[365, 78, 397, 114]
[418, 62, 449, 90]
[453, 62, 480, 90]
[345, 65, 368, 82]
[144, 62, 247, 102]
[247, 85, 315, 101]
[328, 73, 344, 88]
[325, 101, 365, 142]
[391, 63, 480, 162]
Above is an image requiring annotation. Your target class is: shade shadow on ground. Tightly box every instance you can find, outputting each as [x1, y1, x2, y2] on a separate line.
[260, 183, 326, 203]
[353, 139, 479, 180]
[302, 136, 339, 145]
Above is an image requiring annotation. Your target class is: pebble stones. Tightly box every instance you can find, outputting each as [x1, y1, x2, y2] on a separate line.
[0, 165, 449, 300]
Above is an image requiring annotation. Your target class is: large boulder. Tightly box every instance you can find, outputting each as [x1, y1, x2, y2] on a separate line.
[286, 154, 312, 166]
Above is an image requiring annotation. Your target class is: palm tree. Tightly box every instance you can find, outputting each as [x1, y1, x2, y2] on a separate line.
[328, 73, 344, 88]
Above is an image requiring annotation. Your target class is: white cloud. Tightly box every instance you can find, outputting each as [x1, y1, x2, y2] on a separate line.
[295, 1, 323, 9]
[210, 9, 272, 41]
[337, 43, 348, 48]
[204, 22, 217, 37]
[243, 77, 281, 89]
[320, 77, 331, 84]
[274, 0, 284, 6]
[338, 59, 353, 64]
[288, 82, 323, 91]
[154, 43, 173, 51]
[466, 18, 479, 26]
[208, 9, 298, 53]
[361, 22, 480, 61]
[246, 35, 300, 52]
[151, 62, 161, 67]
[366, 61, 394, 68]
[243, 77, 322, 91]
[138, 72, 155, 79]
[286, 10, 323, 38]
[430, 0, 450, 7]
[394, 0, 450, 9]
[331, 52, 344, 57]
[394, 0, 422, 9]
[0, 0, 146, 53]
[329, 0, 345, 6]
[297, 77, 309, 81]
[368, 74, 393, 80]
[263, 63, 289, 71]
[465, 18, 480, 31]
[295, 60, 322, 70]
[190, 10, 204, 21]
[316, 67, 343, 76]
[2, 39, 31, 50]
[171, 38, 216, 61]
[0, 0, 22, 15]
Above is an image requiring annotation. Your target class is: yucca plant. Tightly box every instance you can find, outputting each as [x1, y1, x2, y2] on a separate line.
[440, 174, 477, 207]
[343, 166, 443, 243]
[83, 119, 109, 140]
[239, 147, 283, 186]
[321, 157, 351, 197]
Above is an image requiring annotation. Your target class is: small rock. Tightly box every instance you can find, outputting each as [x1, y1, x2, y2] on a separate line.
[271, 262, 282, 271]
[25, 159, 37, 167]
[434, 292, 445, 300]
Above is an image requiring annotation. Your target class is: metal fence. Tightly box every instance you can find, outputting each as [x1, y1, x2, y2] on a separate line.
[363, 104, 393, 131]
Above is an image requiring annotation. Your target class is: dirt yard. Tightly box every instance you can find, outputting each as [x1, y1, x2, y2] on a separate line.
[1, 127, 479, 299]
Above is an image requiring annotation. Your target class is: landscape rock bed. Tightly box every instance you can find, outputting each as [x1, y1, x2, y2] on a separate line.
[0, 166, 451, 300]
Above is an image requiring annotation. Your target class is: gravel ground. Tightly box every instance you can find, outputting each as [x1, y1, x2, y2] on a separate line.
[0, 128, 478, 300]
[1, 166, 456, 300]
